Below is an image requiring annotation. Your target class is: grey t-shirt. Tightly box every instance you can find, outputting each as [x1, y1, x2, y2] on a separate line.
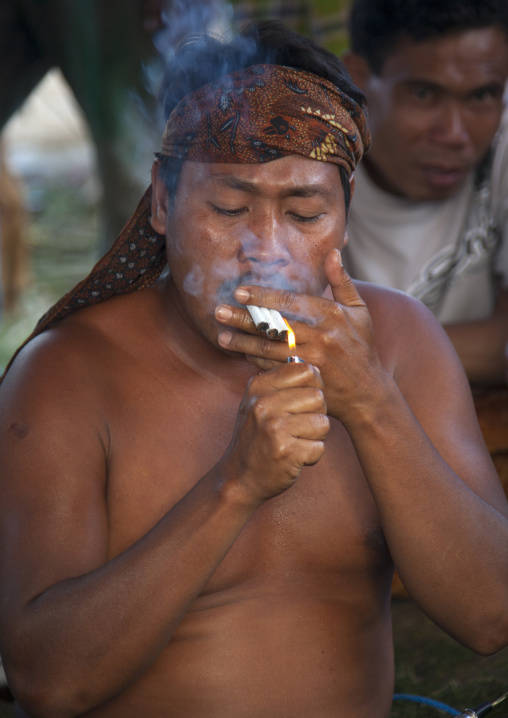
[344, 109, 508, 324]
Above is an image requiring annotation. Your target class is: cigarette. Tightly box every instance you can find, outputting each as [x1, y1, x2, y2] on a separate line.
[268, 309, 288, 342]
[246, 305, 287, 341]
[246, 305, 270, 332]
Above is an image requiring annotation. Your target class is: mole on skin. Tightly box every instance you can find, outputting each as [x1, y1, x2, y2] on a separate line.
[8, 422, 29, 441]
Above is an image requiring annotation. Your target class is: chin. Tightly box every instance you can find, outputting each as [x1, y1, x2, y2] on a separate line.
[400, 176, 467, 202]
[420, 184, 465, 202]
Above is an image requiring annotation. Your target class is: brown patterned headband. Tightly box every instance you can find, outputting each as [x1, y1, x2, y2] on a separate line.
[1, 64, 369, 383]
[161, 64, 370, 176]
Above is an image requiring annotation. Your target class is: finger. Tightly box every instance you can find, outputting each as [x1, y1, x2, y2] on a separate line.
[324, 249, 366, 308]
[253, 386, 327, 420]
[296, 438, 326, 467]
[215, 303, 300, 345]
[285, 412, 330, 441]
[267, 432, 327, 468]
[246, 362, 325, 393]
[233, 285, 322, 325]
[218, 328, 290, 363]
[215, 304, 260, 335]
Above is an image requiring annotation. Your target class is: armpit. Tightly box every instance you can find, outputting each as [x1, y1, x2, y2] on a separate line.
[364, 526, 390, 557]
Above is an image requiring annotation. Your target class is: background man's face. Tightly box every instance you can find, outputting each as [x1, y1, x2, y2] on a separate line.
[361, 27, 508, 201]
[159, 155, 348, 347]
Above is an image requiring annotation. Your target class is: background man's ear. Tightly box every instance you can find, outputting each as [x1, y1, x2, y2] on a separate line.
[342, 51, 372, 91]
[150, 159, 169, 234]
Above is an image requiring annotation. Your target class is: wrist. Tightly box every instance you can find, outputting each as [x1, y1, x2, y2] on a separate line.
[209, 463, 264, 517]
[337, 372, 402, 433]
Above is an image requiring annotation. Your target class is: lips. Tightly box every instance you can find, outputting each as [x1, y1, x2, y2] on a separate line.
[419, 163, 469, 189]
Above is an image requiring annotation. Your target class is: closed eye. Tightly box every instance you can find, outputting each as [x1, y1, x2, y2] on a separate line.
[290, 212, 323, 223]
[210, 204, 246, 217]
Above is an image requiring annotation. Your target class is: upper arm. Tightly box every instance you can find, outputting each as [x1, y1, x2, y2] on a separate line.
[0, 330, 110, 626]
[492, 115, 508, 287]
[372, 288, 508, 514]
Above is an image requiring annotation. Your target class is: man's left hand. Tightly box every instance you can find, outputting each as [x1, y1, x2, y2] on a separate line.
[215, 249, 391, 424]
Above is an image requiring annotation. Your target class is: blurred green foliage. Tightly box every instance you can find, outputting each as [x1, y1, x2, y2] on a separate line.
[232, 0, 352, 54]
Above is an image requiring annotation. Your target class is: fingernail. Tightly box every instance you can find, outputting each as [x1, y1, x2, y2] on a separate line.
[337, 249, 343, 266]
[218, 331, 233, 346]
[216, 306, 233, 320]
[234, 288, 250, 302]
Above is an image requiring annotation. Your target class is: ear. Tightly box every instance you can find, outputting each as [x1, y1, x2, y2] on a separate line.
[150, 159, 169, 234]
[342, 50, 372, 91]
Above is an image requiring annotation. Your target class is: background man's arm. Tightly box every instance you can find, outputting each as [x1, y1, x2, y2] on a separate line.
[444, 286, 508, 384]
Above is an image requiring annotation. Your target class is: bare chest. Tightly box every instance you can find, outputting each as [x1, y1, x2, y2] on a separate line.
[101, 368, 389, 584]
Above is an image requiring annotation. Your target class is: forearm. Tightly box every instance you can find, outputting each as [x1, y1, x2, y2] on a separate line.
[345, 380, 508, 653]
[444, 314, 508, 385]
[6, 469, 256, 717]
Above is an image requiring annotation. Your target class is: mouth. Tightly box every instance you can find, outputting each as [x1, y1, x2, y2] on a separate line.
[418, 163, 469, 190]
[216, 273, 295, 306]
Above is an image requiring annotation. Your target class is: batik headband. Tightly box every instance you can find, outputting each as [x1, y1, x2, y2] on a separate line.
[160, 64, 370, 176]
[0, 64, 369, 382]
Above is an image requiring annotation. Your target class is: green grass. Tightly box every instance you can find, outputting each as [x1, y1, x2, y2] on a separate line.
[391, 600, 508, 717]
[0, 177, 98, 371]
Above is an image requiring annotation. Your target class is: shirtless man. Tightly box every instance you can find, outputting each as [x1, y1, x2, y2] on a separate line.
[1, 20, 508, 718]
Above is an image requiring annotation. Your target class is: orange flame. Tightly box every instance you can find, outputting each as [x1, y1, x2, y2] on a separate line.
[283, 318, 295, 351]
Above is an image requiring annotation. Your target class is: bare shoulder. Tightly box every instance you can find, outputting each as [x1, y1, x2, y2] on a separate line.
[354, 279, 443, 342]
[352, 280, 459, 381]
[2, 287, 159, 388]
[0, 287, 164, 446]
[354, 281, 507, 509]
[353, 278, 466, 396]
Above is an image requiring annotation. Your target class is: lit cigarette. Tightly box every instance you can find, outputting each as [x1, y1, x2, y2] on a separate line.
[246, 306, 288, 341]
[268, 309, 288, 342]
[284, 318, 304, 363]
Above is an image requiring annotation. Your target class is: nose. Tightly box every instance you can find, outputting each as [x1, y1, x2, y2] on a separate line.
[238, 209, 291, 268]
[429, 101, 470, 147]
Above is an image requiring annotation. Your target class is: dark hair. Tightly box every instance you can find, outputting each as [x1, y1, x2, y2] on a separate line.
[157, 20, 366, 212]
[349, 0, 508, 75]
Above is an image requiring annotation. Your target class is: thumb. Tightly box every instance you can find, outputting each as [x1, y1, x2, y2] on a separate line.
[325, 249, 365, 307]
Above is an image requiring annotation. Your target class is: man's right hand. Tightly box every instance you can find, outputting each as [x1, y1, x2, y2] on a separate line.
[217, 363, 329, 507]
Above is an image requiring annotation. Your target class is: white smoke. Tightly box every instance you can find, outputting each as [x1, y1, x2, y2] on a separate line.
[153, 0, 233, 61]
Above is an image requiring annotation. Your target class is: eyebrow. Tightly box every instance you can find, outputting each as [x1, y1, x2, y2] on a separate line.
[402, 79, 441, 89]
[402, 78, 505, 94]
[210, 173, 335, 198]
